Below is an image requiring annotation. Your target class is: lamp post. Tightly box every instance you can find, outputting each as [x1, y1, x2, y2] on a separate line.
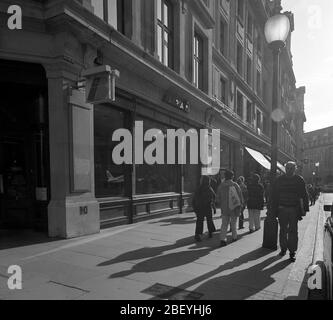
[262, 4, 291, 250]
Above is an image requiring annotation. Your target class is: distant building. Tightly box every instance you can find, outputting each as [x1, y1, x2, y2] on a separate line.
[303, 127, 333, 185]
[0, 0, 306, 238]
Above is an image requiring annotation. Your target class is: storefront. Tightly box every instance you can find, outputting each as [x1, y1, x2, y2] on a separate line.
[93, 93, 203, 227]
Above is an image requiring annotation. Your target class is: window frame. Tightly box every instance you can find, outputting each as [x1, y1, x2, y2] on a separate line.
[156, 0, 174, 69]
[193, 32, 204, 90]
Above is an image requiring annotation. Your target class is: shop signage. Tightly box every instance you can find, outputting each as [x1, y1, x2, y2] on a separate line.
[82, 65, 120, 104]
[164, 94, 190, 113]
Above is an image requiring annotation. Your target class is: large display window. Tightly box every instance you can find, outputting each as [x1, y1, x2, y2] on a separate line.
[94, 105, 127, 198]
[135, 117, 178, 195]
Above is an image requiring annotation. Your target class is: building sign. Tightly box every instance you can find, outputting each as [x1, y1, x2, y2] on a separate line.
[82, 65, 120, 104]
[164, 94, 190, 113]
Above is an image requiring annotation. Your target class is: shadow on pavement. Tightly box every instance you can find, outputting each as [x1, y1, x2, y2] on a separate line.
[107, 241, 217, 279]
[97, 235, 197, 267]
[193, 256, 292, 300]
[0, 229, 58, 250]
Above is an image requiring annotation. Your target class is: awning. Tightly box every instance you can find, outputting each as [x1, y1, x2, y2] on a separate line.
[264, 155, 286, 173]
[245, 147, 271, 171]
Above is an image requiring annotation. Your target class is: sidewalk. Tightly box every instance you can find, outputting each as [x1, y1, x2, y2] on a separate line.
[0, 202, 321, 300]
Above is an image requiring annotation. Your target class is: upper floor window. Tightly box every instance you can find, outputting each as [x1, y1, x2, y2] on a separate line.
[84, 0, 124, 33]
[236, 41, 243, 75]
[237, 0, 244, 22]
[157, 0, 173, 68]
[256, 70, 261, 97]
[220, 18, 228, 56]
[256, 30, 263, 56]
[193, 33, 204, 90]
[220, 76, 227, 104]
[247, 12, 253, 39]
[237, 91, 243, 119]
[246, 100, 252, 124]
[246, 56, 252, 85]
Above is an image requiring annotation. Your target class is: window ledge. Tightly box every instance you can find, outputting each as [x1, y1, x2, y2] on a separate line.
[188, 0, 215, 29]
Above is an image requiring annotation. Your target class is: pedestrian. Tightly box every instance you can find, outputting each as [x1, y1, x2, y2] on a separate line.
[271, 162, 309, 262]
[237, 176, 248, 230]
[247, 174, 265, 233]
[216, 170, 244, 247]
[192, 176, 217, 242]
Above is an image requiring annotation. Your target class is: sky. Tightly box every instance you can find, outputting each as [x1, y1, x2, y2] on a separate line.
[282, 0, 333, 133]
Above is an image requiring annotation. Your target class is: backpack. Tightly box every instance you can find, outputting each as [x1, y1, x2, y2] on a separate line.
[229, 185, 241, 211]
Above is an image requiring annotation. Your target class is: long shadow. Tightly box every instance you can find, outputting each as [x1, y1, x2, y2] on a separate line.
[98, 235, 196, 267]
[149, 216, 197, 226]
[0, 229, 58, 250]
[108, 241, 217, 279]
[193, 256, 292, 300]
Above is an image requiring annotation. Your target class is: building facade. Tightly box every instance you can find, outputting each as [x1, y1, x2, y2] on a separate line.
[0, 0, 306, 238]
[303, 127, 333, 185]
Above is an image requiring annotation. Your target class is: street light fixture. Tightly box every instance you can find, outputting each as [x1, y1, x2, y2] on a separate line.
[262, 3, 291, 250]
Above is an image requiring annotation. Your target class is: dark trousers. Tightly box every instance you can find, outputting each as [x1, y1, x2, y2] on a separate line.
[239, 207, 245, 228]
[195, 210, 216, 235]
[278, 207, 299, 253]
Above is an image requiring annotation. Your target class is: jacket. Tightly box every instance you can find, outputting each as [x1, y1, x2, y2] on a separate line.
[192, 186, 215, 216]
[216, 180, 244, 217]
[271, 174, 309, 216]
[247, 183, 265, 210]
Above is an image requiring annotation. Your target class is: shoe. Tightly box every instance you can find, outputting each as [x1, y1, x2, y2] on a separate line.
[289, 253, 296, 262]
[220, 240, 227, 247]
[249, 229, 254, 234]
[279, 250, 287, 257]
[194, 235, 202, 242]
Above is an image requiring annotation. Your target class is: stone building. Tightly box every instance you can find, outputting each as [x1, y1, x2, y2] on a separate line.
[0, 0, 306, 238]
[303, 127, 333, 185]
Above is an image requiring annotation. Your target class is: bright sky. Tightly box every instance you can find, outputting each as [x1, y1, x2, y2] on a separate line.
[282, 0, 333, 133]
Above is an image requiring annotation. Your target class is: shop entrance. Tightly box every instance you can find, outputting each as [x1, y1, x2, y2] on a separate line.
[0, 60, 49, 232]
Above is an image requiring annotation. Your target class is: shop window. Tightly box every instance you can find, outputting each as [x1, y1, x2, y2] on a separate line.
[94, 105, 127, 198]
[193, 32, 204, 90]
[135, 117, 178, 195]
[157, 0, 173, 68]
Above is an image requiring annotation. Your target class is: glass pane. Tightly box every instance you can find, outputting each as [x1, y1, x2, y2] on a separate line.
[164, 3, 168, 27]
[157, 0, 162, 20]
[135, 118, 178, 195]
[107, 0, 118, 29]
[88, 0, 104, 20]
[157, 26, 162, 62]
[94, 105, 126, 198]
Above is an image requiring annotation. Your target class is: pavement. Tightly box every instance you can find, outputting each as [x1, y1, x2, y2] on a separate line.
[0, 200, 322, 300]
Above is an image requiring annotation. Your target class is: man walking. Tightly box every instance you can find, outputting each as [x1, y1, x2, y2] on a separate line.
[271, 162, 309, 262]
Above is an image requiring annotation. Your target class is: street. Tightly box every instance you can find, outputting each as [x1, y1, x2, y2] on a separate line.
[0, 201, 321, 300]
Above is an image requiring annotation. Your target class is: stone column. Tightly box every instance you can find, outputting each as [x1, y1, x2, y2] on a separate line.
[45, 62, 100, 239]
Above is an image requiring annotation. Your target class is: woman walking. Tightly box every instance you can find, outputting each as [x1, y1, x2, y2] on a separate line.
[237, 176, 248, 230]
[192, 176, 217, 242]
[216, 170, 244, 247]
[247, 174, 265, 233]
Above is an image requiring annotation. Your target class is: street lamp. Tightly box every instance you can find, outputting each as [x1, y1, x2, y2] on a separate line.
[262, 4, 291, 250]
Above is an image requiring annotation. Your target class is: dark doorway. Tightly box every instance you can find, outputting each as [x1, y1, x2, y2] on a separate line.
[0, 60, 49, 232]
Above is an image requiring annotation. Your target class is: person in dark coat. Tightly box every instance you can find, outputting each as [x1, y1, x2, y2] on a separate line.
[247, 174, 265, 233]
[192, 176, 217, 242]
[237, 176, 248, 230]
[271, 162, 309, 262]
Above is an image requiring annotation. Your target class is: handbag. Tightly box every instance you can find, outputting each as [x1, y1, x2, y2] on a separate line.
[229, 186, 241, 211]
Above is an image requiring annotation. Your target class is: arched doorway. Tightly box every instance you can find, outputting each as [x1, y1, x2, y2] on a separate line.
[0, 60, 50, 232]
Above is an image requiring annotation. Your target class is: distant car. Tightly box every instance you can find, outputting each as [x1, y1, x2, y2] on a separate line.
[321, 184, 333, 193]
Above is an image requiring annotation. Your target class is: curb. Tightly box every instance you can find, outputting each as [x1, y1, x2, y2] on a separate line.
[308, 197, 327, 300]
